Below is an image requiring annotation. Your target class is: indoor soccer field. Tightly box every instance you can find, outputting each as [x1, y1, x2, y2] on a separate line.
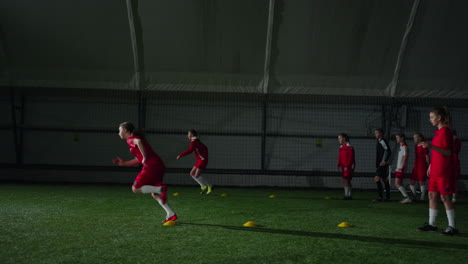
[2, 1, 468, 263]
[1, 184, 467, 264]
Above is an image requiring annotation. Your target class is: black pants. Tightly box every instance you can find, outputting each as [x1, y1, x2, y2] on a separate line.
[376, 165, 390, 199]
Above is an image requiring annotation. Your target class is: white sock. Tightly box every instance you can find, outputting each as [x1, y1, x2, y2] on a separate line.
[158, 200, 175, 218]
[398, 186, 408, 198]
[140, 185, 162, 194]
[344, 187, 348, 196]
[409, 185, 417, 195]
[196, 176, 210, 186]
[420, 185, 427, 200]
[446, 209, 455, 228]
[346, 187, 352, 197]
[192, 176, 205, 187]
[429, 208, 438, 226]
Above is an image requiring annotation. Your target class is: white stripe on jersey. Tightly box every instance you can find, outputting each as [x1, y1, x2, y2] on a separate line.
[195, 147, 205, 160]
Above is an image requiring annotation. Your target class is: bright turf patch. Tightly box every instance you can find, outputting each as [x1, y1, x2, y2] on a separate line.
[0, 184, 467, 264]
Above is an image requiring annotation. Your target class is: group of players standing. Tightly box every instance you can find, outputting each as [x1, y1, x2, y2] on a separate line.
[337, 107, 461, 235]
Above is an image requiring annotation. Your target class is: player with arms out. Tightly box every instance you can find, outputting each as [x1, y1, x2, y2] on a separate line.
[394, 133, 411, 204]
[373, 128, 392, 202]
[417, 107, 458, 235]
[337, 133, 355, 200]
[113, 122, 177, 223]
[409, 133, 429, 201]
[177, 129, 213, 194]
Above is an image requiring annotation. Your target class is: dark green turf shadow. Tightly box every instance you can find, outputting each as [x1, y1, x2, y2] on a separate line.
[180, 222, 466, 250]
[216, 194, 329, 200]
[215, 194, 386, 202]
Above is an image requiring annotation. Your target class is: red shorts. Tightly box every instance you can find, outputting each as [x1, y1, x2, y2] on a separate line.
[341, 167, 353, 180]
[133, 166, 165, 189]
[195, 159, 208, 170]
[395, 171, 405, 180]
[428, 176, 455, 195]
[410, 167, 428, 181]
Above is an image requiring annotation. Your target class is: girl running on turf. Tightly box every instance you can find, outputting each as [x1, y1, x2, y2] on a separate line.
[452, 130, 461, 203]
[113, 122, 177, 223]
[417, 107, 458, 235]
[176, 129, 212, 194]
[394, 133, 411, 204]
[337, 133, 355, 200]
[409, 133, 429, 201]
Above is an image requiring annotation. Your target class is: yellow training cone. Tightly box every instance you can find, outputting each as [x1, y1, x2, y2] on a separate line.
[163, 221, 176, 226]
[269, 194, 276, 198]
[173, 192, 180, 196]
[220, 193, 229, 197]
[324, 196, 332, 200]
[337, 222, 351, 228]
[243, 221, 257, 227]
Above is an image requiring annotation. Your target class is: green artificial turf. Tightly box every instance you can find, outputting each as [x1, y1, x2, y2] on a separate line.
[0, 184, 467, 264]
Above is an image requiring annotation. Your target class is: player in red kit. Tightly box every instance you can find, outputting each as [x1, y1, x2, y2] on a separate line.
[409, 133, 429, 201]
[452, 130, 461, 203]
[417, 107, 458, 235]
[337, 133, 355, 200]
[177, 129, 213, 194]
[113, 122, 177, 223]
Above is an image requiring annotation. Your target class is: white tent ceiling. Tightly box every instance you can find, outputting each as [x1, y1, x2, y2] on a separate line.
[1, 0, 467, 97]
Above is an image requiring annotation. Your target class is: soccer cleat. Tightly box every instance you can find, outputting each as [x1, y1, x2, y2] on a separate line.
[206, 185, 213, 194]
[400, 197, 412, 204]
[417, 223, 438, 232]
[372, 198, 383, 202]
[162, 214, 178, 223]
[200, 185, 207, 195]
[441, 226, 459, 236]
[160, 185, 168, 204]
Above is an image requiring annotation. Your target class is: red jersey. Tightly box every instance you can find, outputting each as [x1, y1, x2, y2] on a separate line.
[338, 143, 355, 168]
[178, 138, 208, 161]
[453, 139, 461, 180]
[413, 143, 429, 171]
[430, 126, 453, 178]
[127, 135, 165, 168]
[453, 140, 461, 166]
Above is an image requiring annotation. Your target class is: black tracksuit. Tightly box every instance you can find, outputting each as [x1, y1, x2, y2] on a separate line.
[376, 138, 392, 199]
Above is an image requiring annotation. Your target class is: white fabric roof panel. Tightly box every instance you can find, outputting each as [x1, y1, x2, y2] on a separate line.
[397, 0, 468, 98]
[0, 0, 135, 89]
[0, 0, 467, 97]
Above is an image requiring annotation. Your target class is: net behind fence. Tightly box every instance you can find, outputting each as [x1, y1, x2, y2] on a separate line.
[1, 88, 467, 188]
